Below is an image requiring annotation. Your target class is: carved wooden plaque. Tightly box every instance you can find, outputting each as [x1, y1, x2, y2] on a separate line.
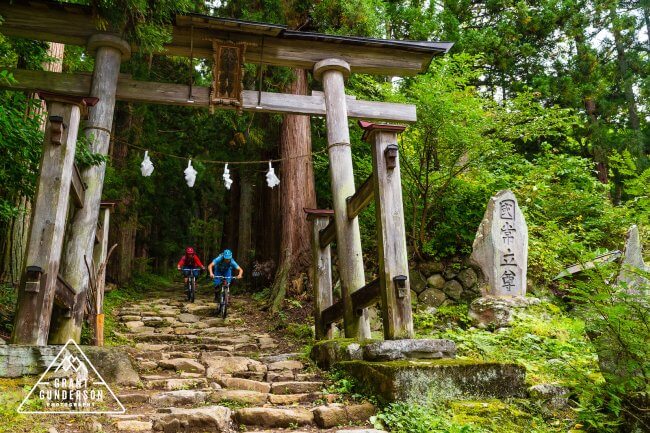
[210, 40, 246, 112]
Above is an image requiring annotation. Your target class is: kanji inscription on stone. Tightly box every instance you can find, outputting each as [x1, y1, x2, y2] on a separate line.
[470, 190, 528, 297]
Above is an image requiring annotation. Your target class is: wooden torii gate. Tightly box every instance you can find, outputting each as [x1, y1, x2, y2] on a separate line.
[0, 1, 451, 345]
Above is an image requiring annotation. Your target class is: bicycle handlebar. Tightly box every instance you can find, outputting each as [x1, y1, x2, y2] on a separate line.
[213, 275, 238, 279]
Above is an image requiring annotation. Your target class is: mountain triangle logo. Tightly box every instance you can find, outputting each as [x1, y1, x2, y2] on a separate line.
[17, 339, 126, 414]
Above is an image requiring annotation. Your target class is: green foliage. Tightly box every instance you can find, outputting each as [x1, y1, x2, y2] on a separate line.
[0, 85, 43, 223]
[372, 402, 482, 433]
[569, 269, 650, 431]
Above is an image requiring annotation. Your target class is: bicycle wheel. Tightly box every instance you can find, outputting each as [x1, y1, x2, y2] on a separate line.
[221, 286, 229, 319]
[190, 278, 195, 303]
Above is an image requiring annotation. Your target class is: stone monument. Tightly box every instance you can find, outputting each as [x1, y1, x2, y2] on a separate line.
[617, 224, 649, 291]
[470, 189, 528, 297]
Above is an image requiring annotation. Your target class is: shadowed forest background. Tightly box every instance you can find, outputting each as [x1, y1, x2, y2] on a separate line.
[0, 0, 648, 431]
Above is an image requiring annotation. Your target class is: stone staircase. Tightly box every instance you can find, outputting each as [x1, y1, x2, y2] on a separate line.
[107, 286, 376, 433]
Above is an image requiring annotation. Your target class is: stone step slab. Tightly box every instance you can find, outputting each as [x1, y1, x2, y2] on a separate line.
[267, 360, 304, 371]
[268, 393, 319, 405]
[158, 358, 205, 374]
[312, 403, 376, 428]
[234, 407, 314, 428]
[150, 390, 209, 407]
[218, 377, 271, 393]
[210, 389, 269, 405]
[153, 406, 232, 433]
[115, 420, 152, 432]
[271, 381, 322, 395]
[145, 378, 208, 391]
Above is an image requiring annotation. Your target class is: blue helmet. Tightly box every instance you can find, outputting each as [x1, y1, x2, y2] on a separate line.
[223, 249, 233, 259]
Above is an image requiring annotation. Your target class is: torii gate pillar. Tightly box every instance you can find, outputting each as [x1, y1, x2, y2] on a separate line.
[50, 35, 130, 344]
[313, 59, 371, 339]
[11, 94, 96, 345]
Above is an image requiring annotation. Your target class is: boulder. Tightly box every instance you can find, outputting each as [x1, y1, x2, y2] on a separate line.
[234, 407, 314, 428]
[418, 288, 446, 308]
[419, 262, 445, 277]
[82, 346, 141, 387]
[310, 339, 365, 370]
[528, 384, 569, 411]
[362, 339, 456, 361]
[457, 268, 478, 289]
[443, 280, 463, 301]
[426, 274, 445, 290]
[468, 296, 539, 328]
[409, 268, 427, 294]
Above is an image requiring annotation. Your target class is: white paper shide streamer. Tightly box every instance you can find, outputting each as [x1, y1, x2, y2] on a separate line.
[184, 159, 198, 187]
[140, 151, 154, 177]
[223, 163, 233, 190]
[266, 161, 280, 188]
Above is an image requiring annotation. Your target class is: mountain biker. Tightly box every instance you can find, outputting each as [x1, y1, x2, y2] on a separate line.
[177, 247, 205, 295]
[208, 249, 244, 300]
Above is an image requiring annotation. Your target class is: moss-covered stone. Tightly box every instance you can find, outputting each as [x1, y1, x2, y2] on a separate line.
[337, 359, 526, 403]
[310, 338, 378, 369]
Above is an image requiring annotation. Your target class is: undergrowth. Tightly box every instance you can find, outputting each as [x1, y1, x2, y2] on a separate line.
[100, 272, 173, 346]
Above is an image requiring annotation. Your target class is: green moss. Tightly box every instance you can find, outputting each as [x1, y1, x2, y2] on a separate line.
[337, 359, 526, 404]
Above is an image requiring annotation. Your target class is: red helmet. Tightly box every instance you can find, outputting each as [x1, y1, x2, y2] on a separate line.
[185, 247, 195, 255]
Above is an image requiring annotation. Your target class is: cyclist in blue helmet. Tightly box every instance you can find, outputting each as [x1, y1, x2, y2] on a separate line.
[208, 249, 244, 298]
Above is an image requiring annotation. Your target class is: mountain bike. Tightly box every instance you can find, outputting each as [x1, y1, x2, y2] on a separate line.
[214, 276, 237, 319]
[181, 267, 201, 303]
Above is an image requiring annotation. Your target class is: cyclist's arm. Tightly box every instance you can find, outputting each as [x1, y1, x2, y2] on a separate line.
[208, 261, 215, 278]
[194, 256, 205, 269]
[177, 257, 184, 270]
[231, 259, 243, 278]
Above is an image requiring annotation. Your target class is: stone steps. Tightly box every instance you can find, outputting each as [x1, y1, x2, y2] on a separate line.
[110, 293, 377, 433]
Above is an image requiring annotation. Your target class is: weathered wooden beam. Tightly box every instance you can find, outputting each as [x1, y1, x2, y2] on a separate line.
[70, 163, 86, 208]
[305, 210, 334, 340]
[0, 1, 449, 76]
[321, 300, 344, 327]
[11, 95, 89, 345]
[346, 176, 374, 220]
[319, 220, 336, 249]
[3, 69, 417, 122]
[53, 35, 129, 345]
[54, 274, 76, 314]
[363, 121, 414, 339]
[321, 279, 379, 326]
[350, 278, 380, 314]
[315, 58, 370, 340]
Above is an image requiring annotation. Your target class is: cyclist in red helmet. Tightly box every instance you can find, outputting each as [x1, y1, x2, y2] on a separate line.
[177, 247, 205, 295]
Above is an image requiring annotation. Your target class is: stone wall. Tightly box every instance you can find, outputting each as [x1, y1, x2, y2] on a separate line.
[409, 258, 482, 310]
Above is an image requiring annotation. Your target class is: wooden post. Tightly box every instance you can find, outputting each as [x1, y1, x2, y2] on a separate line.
[51, 34, 130, 344]
[362, 121, 414, 339]
[313, 59, 370, 339]
[305, 210, 334, 339]
[11, 94, 95, 345]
